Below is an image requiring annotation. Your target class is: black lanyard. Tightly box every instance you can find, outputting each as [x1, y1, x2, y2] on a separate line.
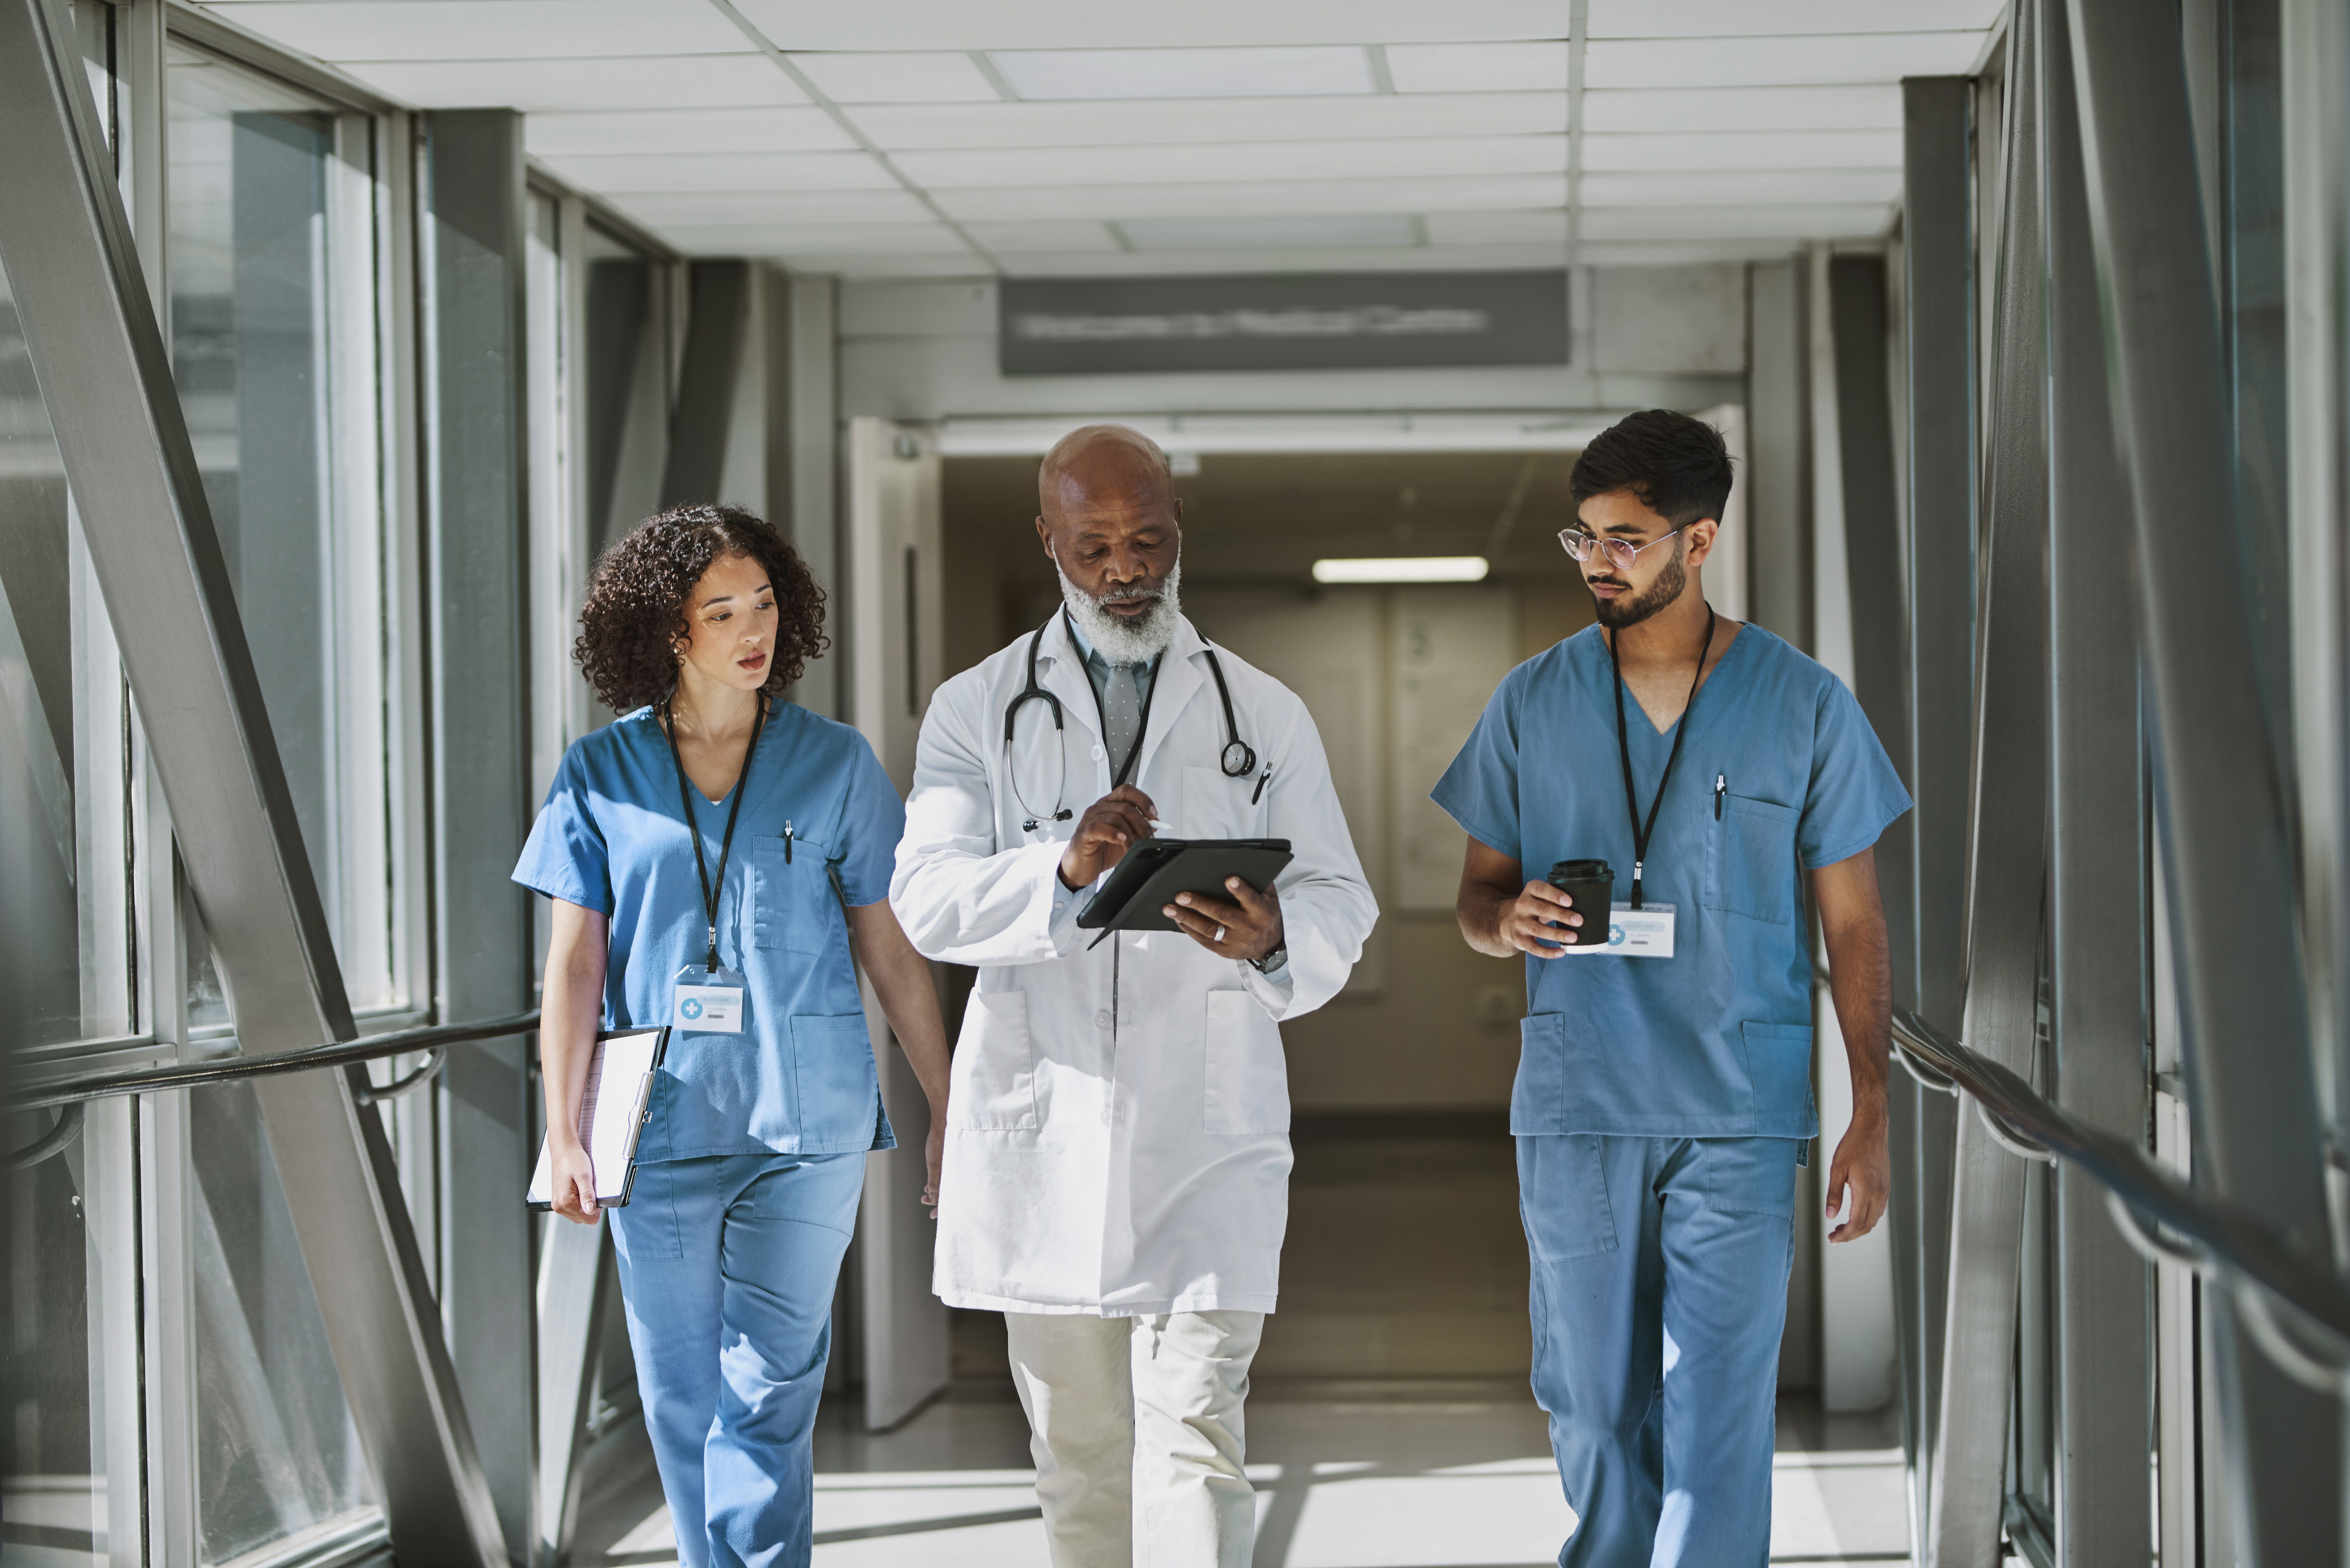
[1606, 607, 1715, 911]
[661, 696, 768, 973]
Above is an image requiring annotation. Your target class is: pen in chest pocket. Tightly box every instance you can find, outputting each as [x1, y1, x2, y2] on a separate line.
[1714, 775, 1725, 820]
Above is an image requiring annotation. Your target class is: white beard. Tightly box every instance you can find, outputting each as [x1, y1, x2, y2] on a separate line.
[1057, 555, 1183, 663]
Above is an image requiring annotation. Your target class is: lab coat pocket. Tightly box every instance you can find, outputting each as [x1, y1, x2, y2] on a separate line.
[1183, 765, 1260, 840]
[752, 834, 838, 955]
[950, 991, 1040, 1131]
[1510, 1014, 1567, 1135]
[1709, 795, 1801, 925]
[1203, 990, 1290, 1135]
[789, 1014, 880, 1153]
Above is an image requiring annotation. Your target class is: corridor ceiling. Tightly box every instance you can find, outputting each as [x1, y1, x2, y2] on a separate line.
[190, 0, 2005, 276]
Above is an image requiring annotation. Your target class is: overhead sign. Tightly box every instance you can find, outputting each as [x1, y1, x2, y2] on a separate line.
[998, 270, 1568, 376]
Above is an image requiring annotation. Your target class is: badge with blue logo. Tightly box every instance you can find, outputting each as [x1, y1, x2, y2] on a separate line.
[1563, 902, 1676, 959]
[672, 963, 747, 1032]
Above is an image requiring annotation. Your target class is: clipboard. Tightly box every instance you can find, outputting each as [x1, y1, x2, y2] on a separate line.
[527, 1027, 669, 1211]
[1076, 837, 1293, 940]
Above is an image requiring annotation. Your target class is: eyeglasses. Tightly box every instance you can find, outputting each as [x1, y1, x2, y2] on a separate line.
[1557, 524, 1689, 573]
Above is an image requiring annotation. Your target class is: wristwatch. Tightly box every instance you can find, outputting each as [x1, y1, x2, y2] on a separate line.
[1248, 943, 1288, 974]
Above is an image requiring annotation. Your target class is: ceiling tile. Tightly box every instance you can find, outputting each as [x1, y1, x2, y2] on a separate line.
[1581, 84, 1900, 133]
[644, 225, 973, 259]
[786, 51, 1000, 103]
[525, 107, 853, 156]
[726, 1, 1574, 51]
[1580, 129, 1901, 172]
[195, 0, 754, 61]
[1588, 0, 2007, 37]
[893, 135, 1564, 189]
[960, 220, 1125, 253]
[989, 45, 1374, 101]
[933, 173, 1565, 222]
[600, 190, 936, 227]
[1116, 213, 1422, 249]
[1385, 41, 1569, 93]
[1580, 169, 1901, 206]
[534, 150, 897, 193]
[1579, 202, 1894, 240]
[994, 241, 1570, 277]
[338, 55, 806, 111]
[762, 251, 989, 277]
[1422, 208, 1570, 244]
[1585, 33, 1988, 89]
[851, 92, 1567, 149]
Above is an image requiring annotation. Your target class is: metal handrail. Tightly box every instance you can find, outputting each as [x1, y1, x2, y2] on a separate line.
[1892, 1006, 2350, 1347]
[8, 1010, 541, 1116]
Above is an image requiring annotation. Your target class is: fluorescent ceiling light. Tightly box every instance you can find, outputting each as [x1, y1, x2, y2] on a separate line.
[1115, 214, 1419, 250]
[989, 46, 1375, 102]
[1312, 557, 1490, 584]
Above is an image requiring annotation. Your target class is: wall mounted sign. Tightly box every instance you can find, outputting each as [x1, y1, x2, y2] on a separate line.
[999, 270, 1568, 376]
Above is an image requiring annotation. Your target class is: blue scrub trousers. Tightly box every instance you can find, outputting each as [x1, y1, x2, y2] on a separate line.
[609, 1150, 866, 1568]
[1518, 1135, 1798, 1568]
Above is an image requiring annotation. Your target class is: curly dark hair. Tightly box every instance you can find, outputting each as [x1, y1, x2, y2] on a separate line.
[1569, 409, 1734, 528]
[574, 504, 828, 713]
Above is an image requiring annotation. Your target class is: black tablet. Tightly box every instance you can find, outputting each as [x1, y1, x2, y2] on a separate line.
[1075, 837, 1294, 934]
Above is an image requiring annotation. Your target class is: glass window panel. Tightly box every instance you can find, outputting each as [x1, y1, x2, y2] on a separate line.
[1, 1144, 116, 1564]
[189, 1082, 375, 1563]
[0, 236, 137, 1059]
[167, 46, 399, 1015]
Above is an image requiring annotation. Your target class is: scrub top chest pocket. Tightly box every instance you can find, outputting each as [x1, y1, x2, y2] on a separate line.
[1709, 794, 1801, 925]
[752, 829, 840, 955]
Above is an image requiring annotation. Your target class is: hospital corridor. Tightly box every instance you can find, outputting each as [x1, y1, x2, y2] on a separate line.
[4, 2, 2345, 1567]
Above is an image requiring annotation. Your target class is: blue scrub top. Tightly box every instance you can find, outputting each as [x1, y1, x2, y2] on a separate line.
[513, 701, 905, 1161]
[1432, 625, 1911, 1140]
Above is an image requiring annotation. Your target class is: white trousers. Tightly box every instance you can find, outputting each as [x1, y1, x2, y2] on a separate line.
[1004, 1309, 1265, 1568]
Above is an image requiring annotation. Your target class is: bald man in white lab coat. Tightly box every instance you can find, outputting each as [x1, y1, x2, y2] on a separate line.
[891, 425, 1376, 1568]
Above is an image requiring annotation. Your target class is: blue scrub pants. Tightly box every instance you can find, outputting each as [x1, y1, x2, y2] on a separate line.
[1518, 1135, 1798, 1568]
[609, 1151, 866, 1568]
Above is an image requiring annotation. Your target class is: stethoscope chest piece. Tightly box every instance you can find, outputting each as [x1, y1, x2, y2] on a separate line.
[1220, 739, 1256, 777]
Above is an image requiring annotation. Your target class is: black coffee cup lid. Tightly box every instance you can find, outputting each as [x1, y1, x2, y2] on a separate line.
[1550, 859, 1613, 880]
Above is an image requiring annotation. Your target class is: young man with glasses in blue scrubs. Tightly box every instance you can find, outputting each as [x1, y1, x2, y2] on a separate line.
[1434, 410, 1911, 1565]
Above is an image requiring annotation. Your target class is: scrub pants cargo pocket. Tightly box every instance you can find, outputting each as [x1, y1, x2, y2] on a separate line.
[950, 991, 1039, 1130]
[1702, 1136, 1800, 1217]
[1516, 1135, 1619, 1262]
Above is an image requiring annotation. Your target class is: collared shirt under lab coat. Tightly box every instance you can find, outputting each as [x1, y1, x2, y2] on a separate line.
[891, 613, 1377, 1316]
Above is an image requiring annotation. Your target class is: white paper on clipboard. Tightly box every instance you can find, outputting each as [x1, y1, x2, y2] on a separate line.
[527, 1028, 664, 1208]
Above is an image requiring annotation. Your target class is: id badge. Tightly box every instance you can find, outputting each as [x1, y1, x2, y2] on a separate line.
[1562, 902, 1676, 958]
[672, 964, 747, 1032]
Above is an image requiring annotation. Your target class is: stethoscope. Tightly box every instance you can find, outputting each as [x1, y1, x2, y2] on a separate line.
[1004, 612, 1258, 833]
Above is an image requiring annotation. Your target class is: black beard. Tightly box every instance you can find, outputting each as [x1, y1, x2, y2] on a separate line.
[1591, 539, 1688, 629]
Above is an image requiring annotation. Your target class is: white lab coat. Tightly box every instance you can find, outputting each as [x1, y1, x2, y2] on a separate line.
[891, 614, 1377, 1316]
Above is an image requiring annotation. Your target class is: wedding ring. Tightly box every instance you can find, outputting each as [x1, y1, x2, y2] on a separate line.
[1213, 925, 1227, 944]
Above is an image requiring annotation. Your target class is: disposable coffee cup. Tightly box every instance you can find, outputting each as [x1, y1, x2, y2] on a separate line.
[1545, 860, 1614, 948]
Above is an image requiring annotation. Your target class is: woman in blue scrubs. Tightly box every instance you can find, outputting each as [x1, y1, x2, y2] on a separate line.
[515, 504, 950, 1568]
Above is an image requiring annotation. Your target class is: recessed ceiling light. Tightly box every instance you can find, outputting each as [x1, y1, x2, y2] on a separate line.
[989, 46, 1375, 102]
[1312, 557, 1490, 584]
[1115, 214, 1420, 251]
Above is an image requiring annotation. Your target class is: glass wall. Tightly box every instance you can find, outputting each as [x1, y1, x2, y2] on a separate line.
[166, 42, 402, 1018]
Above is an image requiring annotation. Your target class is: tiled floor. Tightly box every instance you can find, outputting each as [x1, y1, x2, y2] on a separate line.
[573, 1382, 1910, 1567]
[570, 1114, 1911, 1566]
